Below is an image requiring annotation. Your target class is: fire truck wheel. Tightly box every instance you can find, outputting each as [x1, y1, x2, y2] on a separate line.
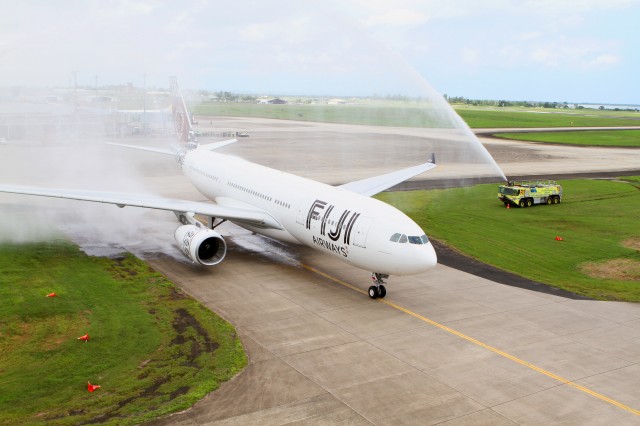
[519, 200, 526, 208]
[526, 199, 533, 207]
[546, 197, 552, 205]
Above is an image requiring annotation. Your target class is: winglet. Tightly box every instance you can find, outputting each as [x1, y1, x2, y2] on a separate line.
[428, 153, 436, 164]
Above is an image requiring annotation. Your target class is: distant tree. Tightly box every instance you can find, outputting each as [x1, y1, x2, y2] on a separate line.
[599, 105, 605, 110]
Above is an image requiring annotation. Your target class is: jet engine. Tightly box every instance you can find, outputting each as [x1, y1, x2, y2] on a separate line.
[174, 224, 227, 266]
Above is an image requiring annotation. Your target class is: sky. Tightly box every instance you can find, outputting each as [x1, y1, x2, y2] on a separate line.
[1, 0, 639, 104]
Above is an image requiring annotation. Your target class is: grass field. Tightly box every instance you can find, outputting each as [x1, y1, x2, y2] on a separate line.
[378, 178, 640, 302]
[492, 130, 640, 147]
[194, 102, 453, 128]
[192, 101, 640, 129]
[0, 242, 246, 425]
[453, 108, 640, 128]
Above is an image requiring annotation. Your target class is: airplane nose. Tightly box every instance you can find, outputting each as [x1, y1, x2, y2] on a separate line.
[424, 242, 438, 269]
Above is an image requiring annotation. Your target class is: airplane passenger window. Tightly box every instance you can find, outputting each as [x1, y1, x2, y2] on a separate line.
[390, 233, 401, 242]
[399, 234, 408, 243]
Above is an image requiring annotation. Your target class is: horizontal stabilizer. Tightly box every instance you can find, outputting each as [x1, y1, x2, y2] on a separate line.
[104, 142, 175, 155]
[339, 154, 437, 196]
[198, 139, 238, 151]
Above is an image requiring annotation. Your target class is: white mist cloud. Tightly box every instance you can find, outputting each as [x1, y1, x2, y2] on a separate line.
[360, 8, 430, 27]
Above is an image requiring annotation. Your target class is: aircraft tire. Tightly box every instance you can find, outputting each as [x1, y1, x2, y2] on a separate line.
[378, 285, 386, 298]
[368, 286, 379, 299]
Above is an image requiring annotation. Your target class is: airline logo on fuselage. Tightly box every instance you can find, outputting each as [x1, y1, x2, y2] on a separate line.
[306, 199, 360, 257]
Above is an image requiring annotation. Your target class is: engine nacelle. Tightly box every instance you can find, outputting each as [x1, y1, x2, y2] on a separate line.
[174, 225, 227, 266]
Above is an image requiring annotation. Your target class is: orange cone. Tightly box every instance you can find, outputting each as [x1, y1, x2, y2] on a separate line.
[555, 236, 564, 241]
[87, 382, 101, 392]
[77, 334, 90, 342]
[506, 204, 510, 209]
[46, 293, 57, 297]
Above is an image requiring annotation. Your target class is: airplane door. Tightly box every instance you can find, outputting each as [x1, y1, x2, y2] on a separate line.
[296, 198, 312, 226]
[352, 216, 373, 248]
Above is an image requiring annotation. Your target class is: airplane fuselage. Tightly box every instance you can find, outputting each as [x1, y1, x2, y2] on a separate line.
[183, 149, 437, 275]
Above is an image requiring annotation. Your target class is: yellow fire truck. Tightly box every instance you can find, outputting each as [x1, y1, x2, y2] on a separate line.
[498, 180, 563, 207]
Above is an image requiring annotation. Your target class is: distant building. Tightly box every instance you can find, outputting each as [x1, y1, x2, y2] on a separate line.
[258, 98, 287, 105]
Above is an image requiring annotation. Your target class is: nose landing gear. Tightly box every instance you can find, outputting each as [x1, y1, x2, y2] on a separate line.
[369, 273, 388, 299]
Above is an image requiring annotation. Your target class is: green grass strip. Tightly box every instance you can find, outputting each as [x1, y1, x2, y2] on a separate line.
[454, 109, 640, 128]
[492, 130, 640, 147]
[0, 242, 246, 425]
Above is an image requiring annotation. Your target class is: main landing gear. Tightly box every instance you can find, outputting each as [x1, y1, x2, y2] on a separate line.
[369, 273, 388, 299]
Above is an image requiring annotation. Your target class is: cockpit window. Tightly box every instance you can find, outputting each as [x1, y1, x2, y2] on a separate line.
[391, 233, 430, 244]
[409, 234, 430, 245]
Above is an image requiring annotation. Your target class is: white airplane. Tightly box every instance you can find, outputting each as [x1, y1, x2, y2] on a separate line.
[0, 78, 437, 299]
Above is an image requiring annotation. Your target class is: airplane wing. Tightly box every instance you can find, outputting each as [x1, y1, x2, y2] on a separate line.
[105, 138, 237, 155]
[338, 154, 437, 197]
[0, 185, 283, 230]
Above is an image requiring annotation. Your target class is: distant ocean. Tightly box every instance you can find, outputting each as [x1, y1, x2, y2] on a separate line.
[576, 103, 639, 110]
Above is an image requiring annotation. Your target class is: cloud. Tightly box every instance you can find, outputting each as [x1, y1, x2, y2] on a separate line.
[460, 47, 480, 64]
[529, 40, 622, 70]
[585, 53, 620, 68]
[360, 8, 430, 27]
[517, 31, 543, 41]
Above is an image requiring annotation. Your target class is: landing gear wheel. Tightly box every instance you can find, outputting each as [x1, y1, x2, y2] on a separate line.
[368, 286, 379, 299]
[378, 285, 386, 298]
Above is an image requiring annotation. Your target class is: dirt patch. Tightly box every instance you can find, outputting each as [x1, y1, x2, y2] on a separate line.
[171, 308, 220, 367]
[79, 308, 220, 424]
[622, 237, 640, 251]
[581, 259, 640, 281]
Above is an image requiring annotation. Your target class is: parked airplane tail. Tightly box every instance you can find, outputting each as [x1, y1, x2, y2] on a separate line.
[170, 76, 197, 149]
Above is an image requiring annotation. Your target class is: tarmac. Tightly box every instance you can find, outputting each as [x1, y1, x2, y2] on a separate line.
[148, 232, 640, 425]
[1, 117, 639, 425]
[143, 118, 639, 425]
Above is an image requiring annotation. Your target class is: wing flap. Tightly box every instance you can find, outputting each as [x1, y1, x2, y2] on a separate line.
[0, 185, 282, 230]
[339, 154, 437, 196]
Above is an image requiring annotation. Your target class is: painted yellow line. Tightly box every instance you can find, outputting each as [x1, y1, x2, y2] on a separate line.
[301, 263, 640, 417]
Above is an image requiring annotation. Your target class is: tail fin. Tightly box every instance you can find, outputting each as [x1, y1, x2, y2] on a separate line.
[170, 77, 197, 149]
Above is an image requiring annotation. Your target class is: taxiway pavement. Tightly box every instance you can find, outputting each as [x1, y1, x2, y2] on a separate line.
[149, 230, 640, 425]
